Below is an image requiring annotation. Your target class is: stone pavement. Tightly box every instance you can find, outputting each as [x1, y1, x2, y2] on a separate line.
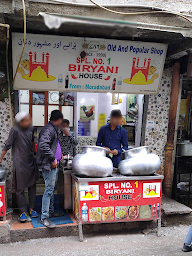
[0, 225, 191, 256]
[161, 195, 192, 215]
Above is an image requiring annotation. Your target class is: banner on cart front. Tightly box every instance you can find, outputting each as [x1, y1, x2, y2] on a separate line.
[77, 179, 162, 223]
[12, 33, 167, 94]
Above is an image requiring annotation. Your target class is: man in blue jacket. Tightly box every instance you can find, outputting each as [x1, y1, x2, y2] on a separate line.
[96, 109, 128, 168]
[36, 110, 63, 228]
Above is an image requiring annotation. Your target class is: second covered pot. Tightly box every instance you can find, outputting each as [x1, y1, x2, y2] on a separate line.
[119, 146, 161, 176]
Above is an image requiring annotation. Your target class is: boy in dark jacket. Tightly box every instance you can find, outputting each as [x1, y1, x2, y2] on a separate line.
[37, 110, 63, 228]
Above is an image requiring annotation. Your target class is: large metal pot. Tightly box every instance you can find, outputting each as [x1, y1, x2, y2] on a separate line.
[72, 146, 113, 177]
[177, 140, 192, 156]
[119, 146, 161, 176]
[60, 154, 73, 170]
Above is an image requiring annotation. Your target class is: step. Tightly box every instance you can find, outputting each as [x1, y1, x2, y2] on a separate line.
[161, 195, 192, 215]
[1, 197, 192, 244]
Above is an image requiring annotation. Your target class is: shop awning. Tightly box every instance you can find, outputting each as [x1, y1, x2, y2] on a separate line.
[39, 12, 192, 39]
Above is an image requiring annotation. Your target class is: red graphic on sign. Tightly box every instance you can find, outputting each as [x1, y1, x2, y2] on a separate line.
[71, 73, 78, 79]
[29, 52, 50, 78]
[130, 57, 151, 82]
[149, 184, 156, 194]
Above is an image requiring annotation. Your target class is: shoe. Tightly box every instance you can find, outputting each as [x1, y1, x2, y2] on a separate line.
[182, 244, 192, 252]
[40, 218, 56, 228]
[30, 210, 39, 218]
[49, 212, 64, 218]
[19, 213, 28, 222]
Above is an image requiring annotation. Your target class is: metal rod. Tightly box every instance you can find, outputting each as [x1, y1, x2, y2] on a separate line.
[157, 219, 161, 237]
[164, 62, 180, 197]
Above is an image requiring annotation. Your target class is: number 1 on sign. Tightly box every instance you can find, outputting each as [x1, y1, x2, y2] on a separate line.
[107, 58, 111, 65]
[135, 181, 138, 188]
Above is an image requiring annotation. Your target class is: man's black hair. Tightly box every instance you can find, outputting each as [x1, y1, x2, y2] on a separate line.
[50, 110, 63, 121]
[110, 109, 122, 118]
[62, 119, 70, 125]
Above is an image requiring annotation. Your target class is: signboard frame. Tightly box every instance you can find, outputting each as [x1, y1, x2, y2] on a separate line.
[12, 33, 167, 95]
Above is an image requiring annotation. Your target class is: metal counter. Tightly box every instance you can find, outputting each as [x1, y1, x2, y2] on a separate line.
[72, 173, 164, 182]
[57, 167, 72, 211]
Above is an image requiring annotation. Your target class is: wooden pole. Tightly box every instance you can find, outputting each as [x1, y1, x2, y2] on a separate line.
[164, 62, 180, 197]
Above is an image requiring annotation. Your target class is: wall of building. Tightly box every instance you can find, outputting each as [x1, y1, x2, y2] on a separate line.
[144, 68, 172, 174]
[35, 0, 191, 14]
[0, 99, 13, 207]
[98, 93, 127, 123]
[0, 0, 191, 29]
[75, 92, 127, 137]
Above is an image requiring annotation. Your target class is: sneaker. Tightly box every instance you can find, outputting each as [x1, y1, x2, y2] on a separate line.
[49, 212, 64, 218]
[40, 218, 56, 228]
[19, 213, 28, 222]
[182, 244, 192, 252]
[30, 210, 39, 218]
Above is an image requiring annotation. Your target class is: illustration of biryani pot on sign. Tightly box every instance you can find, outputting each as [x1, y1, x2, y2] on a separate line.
[124, 57, 153, 85]
[22, 52, 55, 82]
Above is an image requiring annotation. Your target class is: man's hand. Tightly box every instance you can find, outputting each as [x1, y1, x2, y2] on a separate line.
[0, 151, 7, 164]
[62, 128, 70, 137]
[112, 149, 118, 155]
[104, 147, 112, 154]
[51, 159, 57, 169]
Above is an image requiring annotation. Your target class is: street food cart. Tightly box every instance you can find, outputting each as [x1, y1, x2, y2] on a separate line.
[72, 173, 163, 241]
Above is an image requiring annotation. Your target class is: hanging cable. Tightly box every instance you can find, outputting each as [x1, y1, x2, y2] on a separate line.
[5, 26, 13, 127]
[42, 0, 192, 23]
[11, 0, 27, 87]
[88, 0, 192, 25]
[3, 0, 26, 127]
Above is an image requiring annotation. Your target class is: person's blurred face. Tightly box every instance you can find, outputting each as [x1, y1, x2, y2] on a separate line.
[61, 122, 70, 133]
[110, 116, 122, 127]
[53, 118, 63, 128]
[19, 115, 32, 129]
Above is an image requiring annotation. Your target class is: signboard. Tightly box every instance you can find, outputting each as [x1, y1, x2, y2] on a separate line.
[0, 185, 6, 217]
[78, 120, 91, 136]
[73, 178, 162, 223]
[12, 33, 167, 94]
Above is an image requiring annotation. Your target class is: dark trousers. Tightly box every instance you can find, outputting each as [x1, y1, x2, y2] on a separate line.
[15, 183, 36, 213]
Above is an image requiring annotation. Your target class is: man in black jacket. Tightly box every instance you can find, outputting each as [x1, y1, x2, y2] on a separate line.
[36, 110, 63, 228]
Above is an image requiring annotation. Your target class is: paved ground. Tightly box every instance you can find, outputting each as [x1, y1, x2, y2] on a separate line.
[0, 225, 191, 256]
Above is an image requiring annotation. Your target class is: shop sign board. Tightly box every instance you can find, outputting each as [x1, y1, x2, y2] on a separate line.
[0, 185, 6, 217]
[73, 178, 162, 223]
[12, 33, 167, 94]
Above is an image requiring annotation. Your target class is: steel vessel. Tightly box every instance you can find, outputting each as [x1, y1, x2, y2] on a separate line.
[72, 146, 113, 177]
[119, 146, 161, 176]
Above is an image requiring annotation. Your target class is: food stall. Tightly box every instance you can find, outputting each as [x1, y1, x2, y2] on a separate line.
[72, 146, 163, 241]
[11, 33, 165, 237]
[72, 174, 163, 241]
